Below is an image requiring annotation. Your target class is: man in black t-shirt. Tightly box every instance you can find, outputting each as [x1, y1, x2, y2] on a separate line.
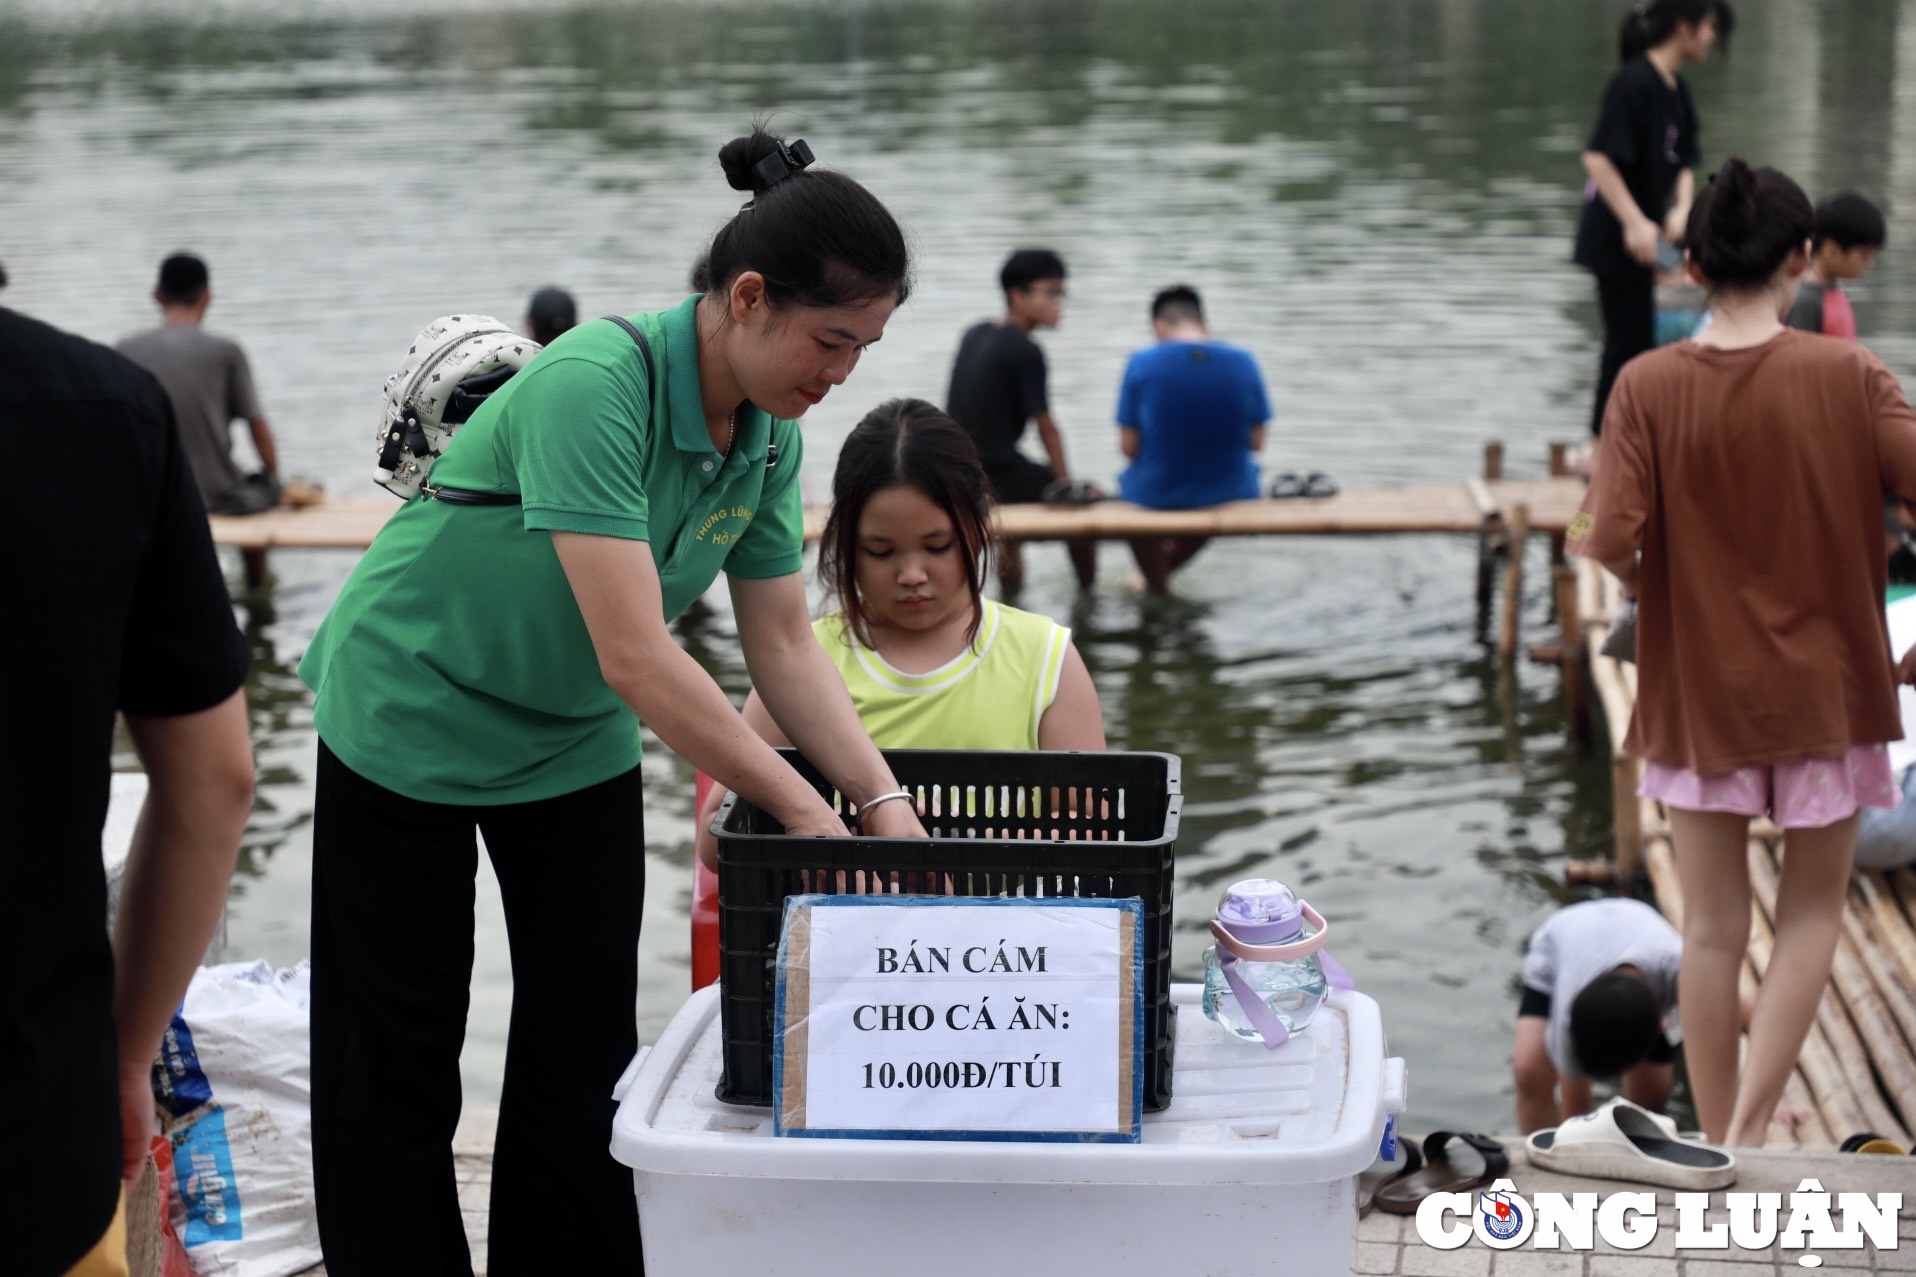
[0, 295, 254, 1274]
[947, 248, 1097, 593]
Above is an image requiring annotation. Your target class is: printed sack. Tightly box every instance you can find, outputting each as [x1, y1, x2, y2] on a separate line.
[153, 961, 318, 1277]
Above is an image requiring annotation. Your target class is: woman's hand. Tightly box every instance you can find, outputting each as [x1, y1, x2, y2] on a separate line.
[860, 797, 928, 839]
[1896, 643, 1916, 686]
[778, 800, 853, 838]
[1625, 214, 1662, 268]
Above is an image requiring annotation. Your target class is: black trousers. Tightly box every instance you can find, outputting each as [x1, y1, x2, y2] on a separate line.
[1591, 262, 1656, 436]
[310, 741, 646, 1276]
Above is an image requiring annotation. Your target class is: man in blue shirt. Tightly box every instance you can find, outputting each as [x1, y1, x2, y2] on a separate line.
[1117, 285, 1270, 594]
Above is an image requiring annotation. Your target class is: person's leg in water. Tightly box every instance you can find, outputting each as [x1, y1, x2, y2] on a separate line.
[1165, 535, 1208, 574]
[1066, 536, 1097, 590]
[1128, 536, 1209, 597]
[242, 547, 270, 592]
[1668, 807, 1753, 1144]
[1591, 265, 1656, 435]
[997, 540, 1025, 597]
[1129, 537, 1173, 597]
[1725, 812, 1857, 1147]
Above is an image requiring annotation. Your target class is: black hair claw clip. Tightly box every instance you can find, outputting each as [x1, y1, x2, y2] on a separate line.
[752, 138, 816, 191]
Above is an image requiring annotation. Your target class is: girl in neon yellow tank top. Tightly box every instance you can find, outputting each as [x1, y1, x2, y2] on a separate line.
[697, 399, 1104, 860]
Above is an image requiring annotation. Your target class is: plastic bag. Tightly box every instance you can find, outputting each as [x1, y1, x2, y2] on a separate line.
[152, 961, 319, 1277]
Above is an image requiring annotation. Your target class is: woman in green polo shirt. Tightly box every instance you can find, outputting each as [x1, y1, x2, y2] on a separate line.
[297, 129, 921, 1274]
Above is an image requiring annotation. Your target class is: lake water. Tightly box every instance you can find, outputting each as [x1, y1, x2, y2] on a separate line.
[7, 0, 1916, 1134]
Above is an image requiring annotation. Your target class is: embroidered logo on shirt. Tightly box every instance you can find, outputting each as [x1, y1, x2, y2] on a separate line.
[696, 505, 755, 547]
[1566, 511, 1594, 542]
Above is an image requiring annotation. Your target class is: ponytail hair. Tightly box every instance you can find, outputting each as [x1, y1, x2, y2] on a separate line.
[704, 124, 911, 311]
[1619, 0, 1735, 62]
[1684, 158, 1813, 293]
[819, 399, 994, 651]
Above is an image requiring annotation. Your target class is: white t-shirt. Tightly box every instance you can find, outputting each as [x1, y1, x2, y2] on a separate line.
[1520, 898, 1682, 1077]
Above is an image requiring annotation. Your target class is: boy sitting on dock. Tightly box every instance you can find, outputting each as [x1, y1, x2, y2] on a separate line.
[1114, 284, 1271, 596]
[1514, 897, 1682, 1134]
[946, 249, 1097, 595]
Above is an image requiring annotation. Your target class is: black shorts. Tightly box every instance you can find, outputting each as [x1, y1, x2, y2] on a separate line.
[1517, 986, 1675, 1064]
[982, 454, 1055, 505]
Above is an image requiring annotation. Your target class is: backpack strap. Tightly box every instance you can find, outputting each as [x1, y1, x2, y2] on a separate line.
[600, 313, 657, 386]
[424, 314, 657, 508]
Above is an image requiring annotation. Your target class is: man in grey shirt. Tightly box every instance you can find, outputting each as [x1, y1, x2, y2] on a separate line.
[119, 253, 279, 586]
[1514, 897, 1684, 1134]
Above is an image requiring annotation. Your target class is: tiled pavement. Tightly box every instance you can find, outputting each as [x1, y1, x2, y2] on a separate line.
[302, 1113, 1915, 1275]
[298, 1105, 496, 1276]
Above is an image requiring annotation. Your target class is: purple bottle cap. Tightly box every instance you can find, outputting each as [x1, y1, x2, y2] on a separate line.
[1216, 878, 1304, 944]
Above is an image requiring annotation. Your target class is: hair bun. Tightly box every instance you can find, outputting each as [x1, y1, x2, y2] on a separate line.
[718, 128, 789, 195]
[1708, 157, 1760, 234]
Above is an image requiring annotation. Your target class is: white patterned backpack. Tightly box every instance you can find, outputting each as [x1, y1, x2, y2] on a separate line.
[374, 314, 539, 499]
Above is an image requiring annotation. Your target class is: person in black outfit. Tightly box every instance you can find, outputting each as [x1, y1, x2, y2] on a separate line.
[0, 287, 255, 1274]
[947, 248, 1097, 593]
[1575, 0, 1733, 435]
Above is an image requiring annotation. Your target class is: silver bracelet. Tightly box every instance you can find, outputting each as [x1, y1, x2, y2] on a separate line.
[857, 789, 914, 817]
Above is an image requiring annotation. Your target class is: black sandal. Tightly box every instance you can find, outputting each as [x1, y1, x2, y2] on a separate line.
[1268, 472, 1305, 499]
[1372, 1132, 1509, 1215]
[1357, 1137, 1424, 1219]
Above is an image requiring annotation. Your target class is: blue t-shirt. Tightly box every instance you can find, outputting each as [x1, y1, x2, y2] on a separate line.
[1115, 340, 1270, 509]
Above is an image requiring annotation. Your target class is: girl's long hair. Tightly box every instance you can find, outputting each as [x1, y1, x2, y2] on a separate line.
[818, 399, 994, 651]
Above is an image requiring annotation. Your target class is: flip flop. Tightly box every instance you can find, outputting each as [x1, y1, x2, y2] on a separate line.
[1268, 472, 1305, 499]
[1526, 1097, 1736, 1189]
[1301, 471, 1340, 498]
[1356, 1137, 1424, 1219]
[1372, 1131, 1508, 1216]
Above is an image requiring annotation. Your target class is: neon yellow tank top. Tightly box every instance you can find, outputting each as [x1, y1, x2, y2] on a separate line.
[812, 600, 1071, 750]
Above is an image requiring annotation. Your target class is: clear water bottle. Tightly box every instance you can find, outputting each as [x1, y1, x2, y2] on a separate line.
[1201, 879, 1332, 1047]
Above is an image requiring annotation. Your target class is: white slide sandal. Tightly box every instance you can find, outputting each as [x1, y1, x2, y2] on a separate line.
[1525, 1098, 1737, 1189]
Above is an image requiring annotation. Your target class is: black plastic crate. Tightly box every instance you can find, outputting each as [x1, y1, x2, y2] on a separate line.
[714, 748, 1182, 1111]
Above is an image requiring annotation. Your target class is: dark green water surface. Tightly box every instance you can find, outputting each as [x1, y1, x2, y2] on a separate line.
[7, 0, 1915, 1131]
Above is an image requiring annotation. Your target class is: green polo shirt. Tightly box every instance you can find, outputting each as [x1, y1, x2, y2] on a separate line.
[299, 295, 805, 805]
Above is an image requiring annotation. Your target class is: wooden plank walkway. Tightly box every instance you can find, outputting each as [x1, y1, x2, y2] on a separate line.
[207, 477, 1586, 550]
[1577, 556, 1916, 1151]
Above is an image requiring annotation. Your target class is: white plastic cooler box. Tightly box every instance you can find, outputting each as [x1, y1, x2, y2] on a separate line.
[610, 982, 1407, 1276]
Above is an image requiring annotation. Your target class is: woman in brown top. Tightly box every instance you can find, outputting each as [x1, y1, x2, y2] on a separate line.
[1576, 158, 1916, 1146]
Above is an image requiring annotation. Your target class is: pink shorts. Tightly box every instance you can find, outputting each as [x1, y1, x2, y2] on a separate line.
[1639, 744, 1899, 829]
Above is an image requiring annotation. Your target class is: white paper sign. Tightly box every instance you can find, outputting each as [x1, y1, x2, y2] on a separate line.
[774, 896, 1142, 1141]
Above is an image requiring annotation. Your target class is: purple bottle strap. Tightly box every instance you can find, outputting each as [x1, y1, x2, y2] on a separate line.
[1219, 949, 1293, 1049]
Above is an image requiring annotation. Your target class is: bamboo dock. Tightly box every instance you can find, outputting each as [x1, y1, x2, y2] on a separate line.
[209, 475, 1583, 549]
[1575, 555, 1916, 1151]
[214, 443, 1581, 664]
